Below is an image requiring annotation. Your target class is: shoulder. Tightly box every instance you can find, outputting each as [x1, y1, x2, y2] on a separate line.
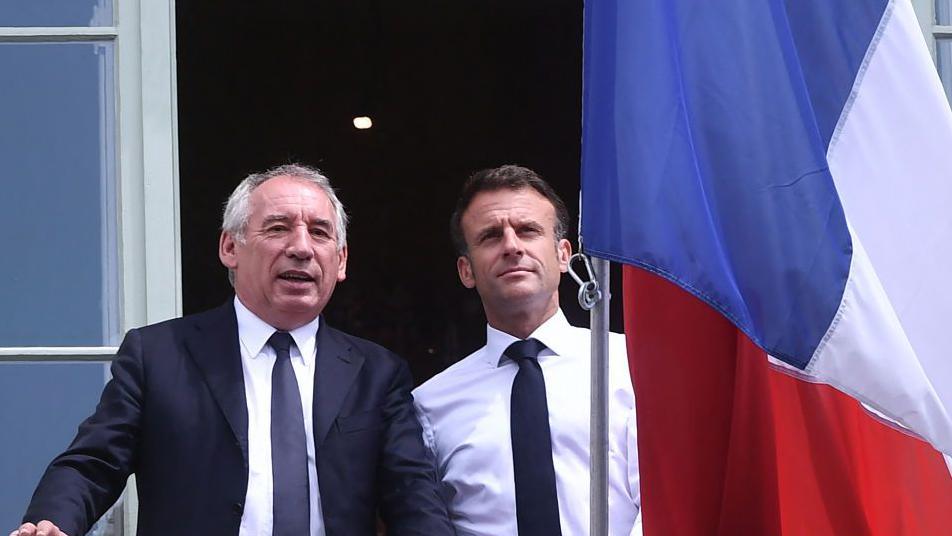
[562, 324, 632, 389]
[321, 323, 404, 368]
[126, 302, 235, 344]
[555, 323, 628, 355]
[412, 346, 488, 403]
[132, 302, 233, 334]
[608, 330, 629, 354]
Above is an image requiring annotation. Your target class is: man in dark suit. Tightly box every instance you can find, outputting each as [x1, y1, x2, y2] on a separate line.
[13, 164, 453, 536]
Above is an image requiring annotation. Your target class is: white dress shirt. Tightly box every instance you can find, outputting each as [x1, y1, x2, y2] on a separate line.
[413, 309, 641, 536]
[234, 297, 325, 536]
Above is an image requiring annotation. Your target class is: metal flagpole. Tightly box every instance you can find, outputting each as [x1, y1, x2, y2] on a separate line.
[567, 247, 610, 536]
[589, 256, 610, 536]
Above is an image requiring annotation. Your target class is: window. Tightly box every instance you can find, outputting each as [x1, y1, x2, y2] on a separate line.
[914, 0, 952, 104]
[0, 1, 179, 534]
[935, 1, 952, 103]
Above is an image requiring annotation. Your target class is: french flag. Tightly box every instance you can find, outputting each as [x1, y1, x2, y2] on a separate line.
[581, 0, 952, 533]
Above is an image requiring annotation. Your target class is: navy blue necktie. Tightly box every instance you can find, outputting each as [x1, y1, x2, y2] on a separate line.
[506, 338, 563, 536]
[268, 331, 310, 536]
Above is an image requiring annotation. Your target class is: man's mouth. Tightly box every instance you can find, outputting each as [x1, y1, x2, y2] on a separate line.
[499, 267, 532, 277]
[278, 271, 314, 282]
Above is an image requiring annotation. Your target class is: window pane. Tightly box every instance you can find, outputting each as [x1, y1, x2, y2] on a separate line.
[0, 362, 110, 530]
[938, 39, 952, 106]
[0, 0, 111, 27]
[0, 42, 119, 347]
[938, 0, 952, 25]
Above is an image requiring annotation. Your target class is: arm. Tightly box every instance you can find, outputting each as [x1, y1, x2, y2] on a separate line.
[413, 402, 438, 462]
[20, 330, 144, 536]
[376, 359, 455, 536]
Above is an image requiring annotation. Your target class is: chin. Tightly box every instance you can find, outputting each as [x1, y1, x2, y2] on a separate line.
[497, 288, 544, 304]
[275, 296, 321, 313]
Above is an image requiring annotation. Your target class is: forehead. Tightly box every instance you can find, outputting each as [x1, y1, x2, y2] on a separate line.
[462, 187, 555, 229]
[248, 175, 333, 220]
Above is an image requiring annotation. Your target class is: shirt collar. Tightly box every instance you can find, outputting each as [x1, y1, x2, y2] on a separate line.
[485, 308, 572, 367]
[233, 296, 320, 363]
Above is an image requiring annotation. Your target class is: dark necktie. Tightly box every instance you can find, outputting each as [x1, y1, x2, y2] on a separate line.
[268, 331, 310, 536]
[506, 338, 563, 536]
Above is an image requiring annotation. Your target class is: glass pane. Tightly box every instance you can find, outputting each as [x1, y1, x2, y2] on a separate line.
[0, 362, 110, 531]
[938, 39, 952, 107]
[0, 42, 119, 347]
[0, 0, 111, 27]
[938, 0, 952, 25]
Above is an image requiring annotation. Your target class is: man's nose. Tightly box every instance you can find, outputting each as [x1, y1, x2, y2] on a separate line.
[502, 228, 524, 256]
[285, 226, 313, 259]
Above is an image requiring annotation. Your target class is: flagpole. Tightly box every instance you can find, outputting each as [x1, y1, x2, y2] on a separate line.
[590, 256, 610, 536]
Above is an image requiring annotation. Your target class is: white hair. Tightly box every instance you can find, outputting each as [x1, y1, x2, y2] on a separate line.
[222, 163, 349, 250]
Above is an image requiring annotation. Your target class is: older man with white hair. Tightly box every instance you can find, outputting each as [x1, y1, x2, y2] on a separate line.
[14, 164, 453, 536]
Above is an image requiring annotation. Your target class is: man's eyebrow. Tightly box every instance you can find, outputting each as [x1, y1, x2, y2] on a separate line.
[261, 214, 291, 225]
[514, 217, 543, 228]
[260, 215, 333, 227]
[475, 223, 502, 241]
[308, 218, 334, 228]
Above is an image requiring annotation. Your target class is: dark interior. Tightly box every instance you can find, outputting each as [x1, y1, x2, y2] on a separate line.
[176, 0, 622, 384]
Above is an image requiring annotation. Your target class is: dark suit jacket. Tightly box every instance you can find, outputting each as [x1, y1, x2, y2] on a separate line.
[24, 302, 453, 536]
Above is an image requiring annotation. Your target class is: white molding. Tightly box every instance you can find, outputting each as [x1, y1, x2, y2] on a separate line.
[140, 0, 182, 325]
[117, 0, 147, 333]
[116, 0, 181, 333]
[114, 0, 180, 531]
[0, 26, 117, 41]
[0, 348, 118, 362]
[0, 346, 118, 356]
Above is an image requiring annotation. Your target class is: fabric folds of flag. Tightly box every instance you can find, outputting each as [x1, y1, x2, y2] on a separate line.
[623, 267, 952, 535]
[581, 0, 952, 533]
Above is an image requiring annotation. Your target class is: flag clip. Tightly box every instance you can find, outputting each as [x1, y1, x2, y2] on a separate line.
[568, 252, 602, 310]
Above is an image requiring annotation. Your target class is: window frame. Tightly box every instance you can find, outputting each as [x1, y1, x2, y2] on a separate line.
[0, 1, 179, 533]
[0, 4, 181, 352]
[914, 0, 952, 57]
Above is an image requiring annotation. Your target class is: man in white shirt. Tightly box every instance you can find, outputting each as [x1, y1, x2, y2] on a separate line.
[413, 165, 641, 535]
[15, 164, 453, 536]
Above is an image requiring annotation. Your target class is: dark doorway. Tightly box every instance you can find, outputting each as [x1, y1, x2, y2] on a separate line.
[176, 0, 620, 384]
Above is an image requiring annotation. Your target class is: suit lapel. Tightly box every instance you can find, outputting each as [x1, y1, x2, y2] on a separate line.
[313, 319, 364, 448]
[186, 301, 249, 462]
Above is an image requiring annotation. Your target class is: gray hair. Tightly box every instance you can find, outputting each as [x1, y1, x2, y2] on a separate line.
[222, 163, 349, 250]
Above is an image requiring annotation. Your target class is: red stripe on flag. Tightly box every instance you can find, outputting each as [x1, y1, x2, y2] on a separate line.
[624, 266, 952, 535]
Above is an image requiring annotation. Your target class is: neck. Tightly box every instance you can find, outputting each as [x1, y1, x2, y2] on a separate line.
[485, 298, 559, 340]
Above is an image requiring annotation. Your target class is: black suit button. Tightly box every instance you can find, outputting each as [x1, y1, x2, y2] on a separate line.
[233, 502, 244, 515]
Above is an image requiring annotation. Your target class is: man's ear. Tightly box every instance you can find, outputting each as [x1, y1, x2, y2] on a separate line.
[219, 231, 239, 269]
[457, 255, 476, 289]
[557, 238, 572, 273]
[336, 245, 348, 282]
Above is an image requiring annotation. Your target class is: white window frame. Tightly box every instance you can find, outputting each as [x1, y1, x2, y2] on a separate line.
[913, 0, 952, 58]
[0, 1, 180, 533]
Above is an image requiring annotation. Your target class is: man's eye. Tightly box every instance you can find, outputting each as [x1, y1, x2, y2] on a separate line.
[310, 228, 330, 238]
[479, 231, 501, 243]
[519, 226, 542, 236]
[267, 225, 288, 233]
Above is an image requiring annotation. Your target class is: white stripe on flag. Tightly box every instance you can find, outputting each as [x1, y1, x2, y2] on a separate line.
[807, 0, 952, 456]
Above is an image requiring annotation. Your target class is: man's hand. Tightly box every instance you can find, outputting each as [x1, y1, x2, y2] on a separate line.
[9, 521, 69, 536]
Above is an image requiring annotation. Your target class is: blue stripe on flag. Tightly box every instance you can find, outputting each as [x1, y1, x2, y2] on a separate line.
[581, 0, 886, 367]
